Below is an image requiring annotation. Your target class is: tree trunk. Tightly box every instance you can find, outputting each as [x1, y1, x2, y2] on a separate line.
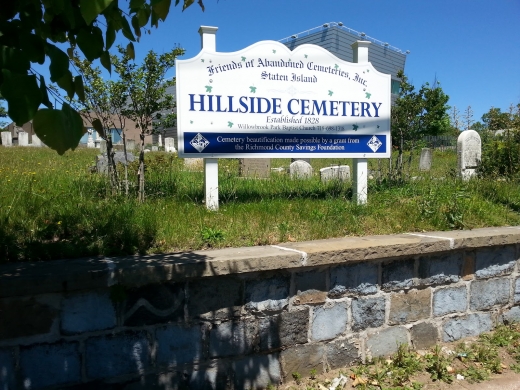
[121, 130, 129, 196]
[138, 132, 145, 203]
[106, 137, 119, 195]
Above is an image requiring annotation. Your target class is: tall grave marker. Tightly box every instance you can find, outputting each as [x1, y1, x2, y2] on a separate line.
[176, 27, 391, 209]
[457, 130, 481, 180]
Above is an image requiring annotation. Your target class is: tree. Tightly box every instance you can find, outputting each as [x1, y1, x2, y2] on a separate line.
[449, 106, 462, 133]
[113, 46, 184, 202]
[391, 70, 451, 176]
[0, 94, 7, 129]
[482, 107, 511, 131]
[0, 0, 204, 155]
[462, 105, 474, 131]
[73, 55, 127, 194]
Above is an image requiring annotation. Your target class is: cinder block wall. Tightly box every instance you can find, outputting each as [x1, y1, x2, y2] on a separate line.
[1, 227, 519, 389]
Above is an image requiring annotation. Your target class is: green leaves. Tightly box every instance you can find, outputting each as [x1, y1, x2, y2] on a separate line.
[76, 26, 104, 61]
[80, 0, 114, 25]
[46, 44, 69, 82]
[33, 103, 85, 155]
[1, 70, 41, 125]
[152, 0, 172, 20]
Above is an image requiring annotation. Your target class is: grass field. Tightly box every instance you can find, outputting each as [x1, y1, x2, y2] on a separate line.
[1, 146, 520, 262]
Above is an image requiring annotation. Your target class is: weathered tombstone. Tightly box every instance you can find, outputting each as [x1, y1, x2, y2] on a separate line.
[18, 131, 29, 146]
[239, 159, 271, 178]
[164, 137, 176, 153]
[151, 145, 158, 152]
[99, 140, 107, 154]
[457, 130, 481, 180]
[126, 139, 136, 152]
[1, 132, 12, 147]
[158, 134, 162, 147]
[95, 152, 136, 174]
[419, 148, 432, 171]
[320, 165, 350, 183]
[31, 134, 43, 147]
[87, 131, 95, 148]
[290, 160, 313, 179]
[184, 158, 204, 171]
[291, 158, 311, 164]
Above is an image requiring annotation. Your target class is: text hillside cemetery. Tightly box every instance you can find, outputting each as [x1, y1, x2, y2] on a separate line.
[176, 40, 391, 158]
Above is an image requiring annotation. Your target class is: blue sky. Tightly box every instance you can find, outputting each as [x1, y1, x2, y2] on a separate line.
[122, 0, 520, 124]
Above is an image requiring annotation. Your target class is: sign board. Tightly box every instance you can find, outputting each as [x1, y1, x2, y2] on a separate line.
[176, 41, 391, 158]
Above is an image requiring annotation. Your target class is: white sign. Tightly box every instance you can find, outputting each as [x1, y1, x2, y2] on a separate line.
[176, 41, 391, 158]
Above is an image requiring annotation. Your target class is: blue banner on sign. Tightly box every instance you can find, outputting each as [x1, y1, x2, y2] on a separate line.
[183, 132, 387, 155]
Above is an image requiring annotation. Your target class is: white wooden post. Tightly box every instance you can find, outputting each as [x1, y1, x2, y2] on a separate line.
[351, 41, 371, 205]
[199, 26, 219, 211]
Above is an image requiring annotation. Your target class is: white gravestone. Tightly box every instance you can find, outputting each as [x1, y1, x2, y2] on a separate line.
[151, 145, 158, 152]
[126, 139, 136, 152]
[419, 148, 432, 171]
[184, 158, 204, 171]
[290, 160, 313, 179]
[320, 165, 350, 183]
[87, 131, 95, 148]
[164, 137, 176, 153]
[457, 130, 481, 180]
[18, 131, 29, 146]
[1, 132, 12, 147]
[99, 139, 107, 154]
[158, 134, 162, 147]
[31, 134, 43, 147]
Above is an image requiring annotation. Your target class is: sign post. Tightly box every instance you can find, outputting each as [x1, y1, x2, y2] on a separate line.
[177, 27, 391, 209]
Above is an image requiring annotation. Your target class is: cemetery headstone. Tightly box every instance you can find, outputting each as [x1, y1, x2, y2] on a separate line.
[1, 132, 12, 147]
[18, 131, 29, 146]
[419, 148, 432, 171]
[158, 134, 162, 147]
[152, 145, 158, 152]
[87, 131, 95, 148]
[457, 130, 481, 180]
[126, 139, 136, 152]
[320, 165, 350, 183]
[290, 160, 313, 179]
[95, 152, 136, 174]
[165, 137, 176, 153]
[31, 134, 43, 147]
[239, 159, 271, 178]
[99, 140, 107, 154]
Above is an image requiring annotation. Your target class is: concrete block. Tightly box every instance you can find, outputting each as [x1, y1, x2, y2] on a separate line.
[325, 338, 360, 370]
[209, 320, 258, 358]
[245, 275, 290, 313]
[382, 259, 415, 290]
[442, 313, 493, 342]
[418, 253, 463, 285]
[20, 342, 81, 389]
[410, 322, 439, 350]
[470, 278, 510, 310]
[0, 348, 15, 390]
[311, 303, 348, 341]
[433, 286, 467, 317]
[124, 283, 184, 326]
[503, 306, 520, 323]
[61, 290, 116, 335]
[259, 308, 309, 350]
[0, 296, 58, 340]
[232, 354, 281, 389]
[280, 343, 324, 379]
[475, 246, 516, 279]
[329, 262, 378, 297]
[366, 327, 408, 358]
[389, 289, 431, 324]
[515, 278, 520, 304]
[156, 324, 202, 366]
[188, 277, 242, 320]
[85, 331, 151, 380]
[351, 296, 385, 331]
